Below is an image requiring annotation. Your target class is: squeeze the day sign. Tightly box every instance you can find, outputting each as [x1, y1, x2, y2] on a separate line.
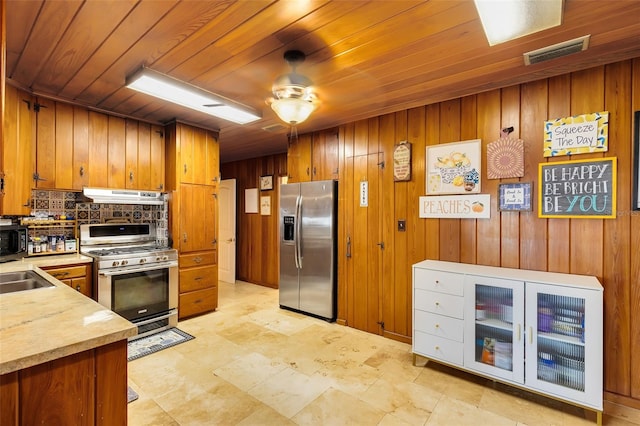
[539, 157, 617, 218]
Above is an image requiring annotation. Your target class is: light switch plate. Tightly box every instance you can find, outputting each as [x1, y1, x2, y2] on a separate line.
[398, 220, 406, 232]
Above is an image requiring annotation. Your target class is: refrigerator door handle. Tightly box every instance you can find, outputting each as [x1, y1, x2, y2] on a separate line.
[295, 195, 302, 269]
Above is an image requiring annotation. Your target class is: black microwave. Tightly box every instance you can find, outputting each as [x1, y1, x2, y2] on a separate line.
[0, 224, 28, 263]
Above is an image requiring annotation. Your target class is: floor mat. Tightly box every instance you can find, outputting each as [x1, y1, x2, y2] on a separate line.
[127, 386, 139, 403]
[127, 328, 194, 361]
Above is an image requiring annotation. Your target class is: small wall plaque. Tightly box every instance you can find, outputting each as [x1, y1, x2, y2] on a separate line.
[393, 141, 412, 181]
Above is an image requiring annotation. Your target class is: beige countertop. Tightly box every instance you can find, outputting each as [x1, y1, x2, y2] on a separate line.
[0, 259, 137, 375]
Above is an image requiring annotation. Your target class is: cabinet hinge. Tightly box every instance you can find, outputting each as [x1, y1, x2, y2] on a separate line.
[32, 172, 47, 182]
[377, 321, 385, 329]
[0, 173, 5, 193]
[213, 193, 218, 199]
[377, 161, 385, 169]
[22, 99, 32, 110]
[33, 102, 47, 113]
[376, 241, 385, 250]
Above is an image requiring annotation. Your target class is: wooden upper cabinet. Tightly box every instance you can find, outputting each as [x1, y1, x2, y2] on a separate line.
[125, 119, 139, 189]
[150, 125, 165, 191]
[287, 128, 339, 183]
[171, 122, 218, 186]
[29, 98, 165, 191]
[107, 116, 127, 189]
[312, 128, 339, 181]
[205, 131, 220, 186]
[287, 133, 312, 183]
[1, 85, 35, 215]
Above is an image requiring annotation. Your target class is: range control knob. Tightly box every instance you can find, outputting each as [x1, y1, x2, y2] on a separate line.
[121, 260, 128, 265]
[139, 258, 146, 264]
[112, 261, 119, 267]
[155, 256, 161, 262]
[162, 255, 169, 261]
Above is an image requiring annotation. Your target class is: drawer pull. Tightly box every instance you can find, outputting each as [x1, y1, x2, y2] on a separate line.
[194, 256, 202, 263]
[517, 324, 521, 341]
[195, 299, 202, 304]
[194, 277, 203, 281]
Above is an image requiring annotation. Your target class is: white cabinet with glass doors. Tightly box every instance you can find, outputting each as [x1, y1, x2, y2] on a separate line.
[413, 260, 603, 422]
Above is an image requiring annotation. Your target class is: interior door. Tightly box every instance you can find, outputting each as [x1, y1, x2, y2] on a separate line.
[219, 179, 236, 283]
[345, 152, 383, 334]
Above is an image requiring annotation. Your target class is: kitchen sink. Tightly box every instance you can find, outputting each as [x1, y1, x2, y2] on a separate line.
[0, 270, 55, 294]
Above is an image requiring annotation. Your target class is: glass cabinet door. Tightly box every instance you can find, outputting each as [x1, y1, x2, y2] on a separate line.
[525, 282, 602, 406]
[464, 275, 525, 383]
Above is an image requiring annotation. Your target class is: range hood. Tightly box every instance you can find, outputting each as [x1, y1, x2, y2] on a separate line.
[82, 187, 164, 205]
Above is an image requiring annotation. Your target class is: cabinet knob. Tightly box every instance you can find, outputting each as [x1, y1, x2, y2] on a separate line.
[435, 346, 440, 350]
[184, 164, 188, 174]
[435, 302, 440, 306]
[435, 324, 440, 328]
[79, 166, 84, 176]
[434, 280, 440, 284]
[75, 285, 81, 292]
[130, 171, 134, 181]
[183, 232, 188, 243]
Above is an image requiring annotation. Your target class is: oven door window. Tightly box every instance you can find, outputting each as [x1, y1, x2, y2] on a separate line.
[112, 269, 169, 321]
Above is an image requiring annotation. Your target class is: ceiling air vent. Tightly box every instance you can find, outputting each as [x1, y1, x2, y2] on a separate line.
[524, 35, 590, 66]
[262, 123, 287, 132]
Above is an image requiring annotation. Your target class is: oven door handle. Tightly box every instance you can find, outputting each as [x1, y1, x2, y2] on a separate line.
[98, 261, 178, 276]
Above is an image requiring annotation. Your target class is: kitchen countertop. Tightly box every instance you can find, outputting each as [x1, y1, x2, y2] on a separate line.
[17, 252, 94, 267]
[0, 259, 137, 375]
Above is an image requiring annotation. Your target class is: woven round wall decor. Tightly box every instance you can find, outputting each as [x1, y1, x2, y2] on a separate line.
[487, 137, 524, 179]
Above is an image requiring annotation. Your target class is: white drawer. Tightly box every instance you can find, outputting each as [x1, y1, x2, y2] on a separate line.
[413, 268, 464, 295]
[414, 289, 464, 319]
[414, 310, 464, 342]
[413, 330, 464, 366]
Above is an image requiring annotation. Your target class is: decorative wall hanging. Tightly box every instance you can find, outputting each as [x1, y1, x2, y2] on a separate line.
[244, 188, 258, 213]
[538, 157, 617, 219]
[498, 182, 532, 211]
[633, 110, 640, 210]
[419, 194, 491, 219]
[487, 129, 524, 179]
[543, 111, 609, 157]
[260, 196, 271, 215]
[393, 141, 412, 181]
[426, 139, 481, 194]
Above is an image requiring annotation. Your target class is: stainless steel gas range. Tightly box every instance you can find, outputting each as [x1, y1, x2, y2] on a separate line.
[80, 223, 178, 339]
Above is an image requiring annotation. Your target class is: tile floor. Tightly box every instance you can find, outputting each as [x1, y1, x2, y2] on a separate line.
[128, 281, 640, 426]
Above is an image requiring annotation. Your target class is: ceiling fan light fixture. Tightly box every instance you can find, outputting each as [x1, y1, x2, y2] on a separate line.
[126, 66, 261, 124]
[269, 50, 318, 125]
[271, 97, 316, 125]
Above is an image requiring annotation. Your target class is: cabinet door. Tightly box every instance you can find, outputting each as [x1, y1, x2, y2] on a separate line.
[524, 282, 602, 409]
[2, 86, 34, 215]
[463, 274, 525, 383]
[125, 119, 139, 189]
[287, 133, 312, 182]
[311, 129, 339, 181]
[205, 130, 219, 186]
[35, 97, 56, 188]
[150, 124, 165, 190]
[180, 184, 217, 252]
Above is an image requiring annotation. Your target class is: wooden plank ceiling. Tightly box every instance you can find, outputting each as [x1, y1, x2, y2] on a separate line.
[6, 0, 640, 163]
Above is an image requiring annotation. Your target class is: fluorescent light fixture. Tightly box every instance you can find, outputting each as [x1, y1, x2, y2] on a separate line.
[474, 0, 564, 46]
[126, 67, 261, 124]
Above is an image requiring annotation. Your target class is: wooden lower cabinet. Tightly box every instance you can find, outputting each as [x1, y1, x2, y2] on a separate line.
[41, 262, 92, 298]
[178, 251, 218, 319]
[0, 340, 128, 426]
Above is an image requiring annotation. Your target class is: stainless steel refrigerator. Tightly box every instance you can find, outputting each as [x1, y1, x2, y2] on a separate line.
[279, 180, 337, 321]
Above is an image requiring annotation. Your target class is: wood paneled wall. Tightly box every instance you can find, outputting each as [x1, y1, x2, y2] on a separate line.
[222, 58, 639, 407]
[221, 153, 287, 288]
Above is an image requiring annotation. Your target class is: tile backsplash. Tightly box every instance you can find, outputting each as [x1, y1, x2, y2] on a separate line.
[30, 190, 169, 246]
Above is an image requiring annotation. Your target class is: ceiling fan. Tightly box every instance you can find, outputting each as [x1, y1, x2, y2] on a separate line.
[267, 50, 319, 126]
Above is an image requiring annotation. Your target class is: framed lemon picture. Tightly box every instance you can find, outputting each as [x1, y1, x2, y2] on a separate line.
[426, 139, 481, 194]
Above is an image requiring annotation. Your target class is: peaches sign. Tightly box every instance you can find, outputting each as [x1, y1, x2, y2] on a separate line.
[419, 194, 491, 219]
